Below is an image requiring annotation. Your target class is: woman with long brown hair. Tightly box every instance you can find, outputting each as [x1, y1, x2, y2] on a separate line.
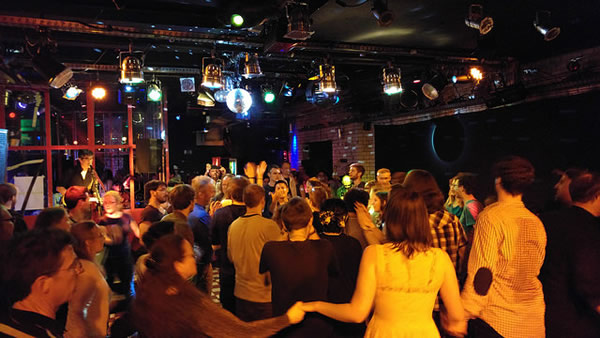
[133, 234, 305, 337]
[302, 186, 466, 337]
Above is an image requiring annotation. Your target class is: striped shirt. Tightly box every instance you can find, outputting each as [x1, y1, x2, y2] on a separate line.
[461, 200, 546, 338]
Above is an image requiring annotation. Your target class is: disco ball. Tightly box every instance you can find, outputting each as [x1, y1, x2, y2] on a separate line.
[226, 88, 252, 114]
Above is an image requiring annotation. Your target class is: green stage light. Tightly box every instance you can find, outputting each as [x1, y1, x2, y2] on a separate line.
[263, 91, 275, 103]
[147, 83, 162, 102]
[231, 14, 244, 27]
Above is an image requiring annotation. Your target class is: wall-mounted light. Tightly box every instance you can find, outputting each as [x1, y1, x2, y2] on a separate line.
[465, 4, 493, 35]
[534, 10, 560, 41]
[382, 62, 402, 95]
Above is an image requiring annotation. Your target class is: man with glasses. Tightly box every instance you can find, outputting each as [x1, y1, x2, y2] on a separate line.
[0, 229, 84, 337]
[57, 150, 97, 195]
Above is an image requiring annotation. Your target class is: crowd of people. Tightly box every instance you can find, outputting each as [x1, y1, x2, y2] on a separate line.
[0, 155, 599, 338]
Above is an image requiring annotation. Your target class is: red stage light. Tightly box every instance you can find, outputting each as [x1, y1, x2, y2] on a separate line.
[8, 112, 16, 119]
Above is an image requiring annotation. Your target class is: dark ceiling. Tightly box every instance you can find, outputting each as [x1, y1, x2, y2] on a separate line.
[0, 0, 598, 115]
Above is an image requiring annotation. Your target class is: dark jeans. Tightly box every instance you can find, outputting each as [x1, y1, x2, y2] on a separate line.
[105, 250, 134, 298]
[467, 318, 502, 338]
[219, 271, 236, 314]
[235, 297, 273, 321]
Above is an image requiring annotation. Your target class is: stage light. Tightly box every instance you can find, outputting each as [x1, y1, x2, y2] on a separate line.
[422, 73, 448, 100]
[8, 112, 16, 119]
[319, 62, 337, 93]
[231, 14, 244, 27]
[175, 115, 181, 120]
[382, 63, 402, 95]
[32, 50, 73, 89]
[147, 81, 162, 102]
[91, 86, 107, 100]
[119, 54, 144, 84]
[264, 91, 275, 103]
[16, 101, 27, 109]
[201, 56, 223, 89]
[470, 67, 483, 82]
[452, 67, 484, 83]
[284, 2, 314, 40]
[197, 90, 216, 107]
[371, 0, 394, 27]
[283, 83, 294, 97]
[226, 88, 252, 114]
[534, 10, 560, 41]
[63, 85, 82, 100]
[465, 4, 493, 35]
[124, 85, 135, 93]
[242, 53, 263, 79]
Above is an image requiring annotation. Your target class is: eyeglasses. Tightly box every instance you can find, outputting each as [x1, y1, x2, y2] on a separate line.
[45, 258, 84, 276]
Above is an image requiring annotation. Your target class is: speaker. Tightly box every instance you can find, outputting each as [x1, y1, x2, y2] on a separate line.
[136, 138, 163, 173]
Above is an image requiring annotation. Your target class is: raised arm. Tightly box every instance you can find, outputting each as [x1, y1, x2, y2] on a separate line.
[439, 252, 467, 337]
[302, 244, 377, 323]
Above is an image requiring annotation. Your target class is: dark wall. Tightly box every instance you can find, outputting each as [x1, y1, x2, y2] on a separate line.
[375, 92, 600, 211]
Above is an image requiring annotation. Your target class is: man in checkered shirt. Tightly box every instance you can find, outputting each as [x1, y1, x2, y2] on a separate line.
[461, 156, 546, 337]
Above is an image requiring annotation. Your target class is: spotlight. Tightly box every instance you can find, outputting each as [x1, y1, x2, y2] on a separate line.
[91, 86, 107, 100]
[319, 61, 337, 93]
[470, 67, 483, 82]
[231, 14, 244, 27]
[452, 67, 483, 83]
[283, 2, 315, 40]
[464, 4, 493, 35]
[382, 63, 402, 95]
[119, 53, 144, 84]
[534, 10, 560, 41]
[201, 56, 224, 89]
[63, 85, 82, 100]
[197, 90, 216, 107]
[264, 91, 275, 103]
[32, 50, 73, 89]
[147, 81, 162, 102]
[283, 83, 294, 97]
[226, 88, 253, 114]
[242, 53, 263, 79]
[123, 85, 136, 93]
[371, 0, 394, 27]
[8, 112, 16, 119]
[422, 73, 448, 100]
